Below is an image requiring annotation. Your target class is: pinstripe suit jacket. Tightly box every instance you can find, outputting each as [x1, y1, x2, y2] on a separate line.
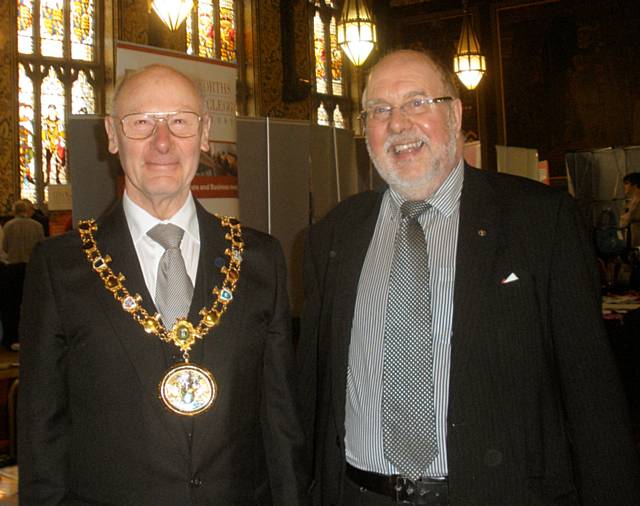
[298, 164, 640, 505]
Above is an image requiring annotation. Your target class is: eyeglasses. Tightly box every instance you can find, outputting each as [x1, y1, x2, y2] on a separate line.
[361, 96, 454, 124]
[117, 111, 203, 140]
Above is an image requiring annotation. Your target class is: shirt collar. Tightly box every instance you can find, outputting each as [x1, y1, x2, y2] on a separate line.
[388, 158, 464, 218]
[123, 191, 200, 245]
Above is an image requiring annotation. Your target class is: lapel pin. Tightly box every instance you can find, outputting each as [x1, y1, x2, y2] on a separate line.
[478, 229, 487, 237]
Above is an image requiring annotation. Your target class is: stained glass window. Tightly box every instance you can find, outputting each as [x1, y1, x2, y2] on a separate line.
[329, 16, 342, 96]
[71, 0, 95, 61]
[72, 70, 95, 114]
[313, 12, 327, 94]
[186, 1, 236, 63]
[40, 0, 64, 57]
[310, 0, 349, 128]
[219, 0, 236, 62]
[333, 105, 345, 129]
[18, 64, 36, 203]
[317, 103, 330, 126]
[41, 68, 66, 187]
[17, 0, 101, 204]
[17, 0, 35, 54]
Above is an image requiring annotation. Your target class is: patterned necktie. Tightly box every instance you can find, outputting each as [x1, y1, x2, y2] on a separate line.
[382, 200, 438, 479]
[147, 223, 194, 329]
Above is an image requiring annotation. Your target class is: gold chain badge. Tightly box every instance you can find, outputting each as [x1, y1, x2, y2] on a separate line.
[78, 216, 244, 415]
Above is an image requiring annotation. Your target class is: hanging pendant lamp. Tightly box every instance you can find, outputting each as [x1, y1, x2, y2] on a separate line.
[453, 6, 486, 90]
[150, 0, 193, 31]
[336, 0, 377, 67]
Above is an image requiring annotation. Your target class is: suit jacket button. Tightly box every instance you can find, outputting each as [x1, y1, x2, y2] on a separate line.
[189, 477, 203, 487]
[484, 448, 503, 467]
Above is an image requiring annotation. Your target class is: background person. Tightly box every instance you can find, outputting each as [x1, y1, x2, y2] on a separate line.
[0, 199, 44, 349]
[620, 171, 640, 248]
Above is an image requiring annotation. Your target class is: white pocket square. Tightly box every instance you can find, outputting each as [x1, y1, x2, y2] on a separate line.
[501, 272, 519, 284]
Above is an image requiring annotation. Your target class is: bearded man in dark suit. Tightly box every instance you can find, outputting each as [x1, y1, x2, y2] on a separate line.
[298, 49, 640, 505]
[19, 64, 305, 505]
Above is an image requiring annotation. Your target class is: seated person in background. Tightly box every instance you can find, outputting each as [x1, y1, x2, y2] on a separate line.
[620, 172, 640, 248]
[2, 199, 44, 265]
[0, 199, 44, 349]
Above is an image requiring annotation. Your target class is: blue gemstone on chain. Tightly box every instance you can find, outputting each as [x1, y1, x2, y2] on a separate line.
[122, 296, 138, 312]
[220, 288, 233, 302]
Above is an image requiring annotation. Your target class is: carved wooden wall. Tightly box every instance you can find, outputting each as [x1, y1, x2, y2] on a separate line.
[119, 0, 149, 45]
[0, 0, 16, 211]
[495, 0, 640, 177]
[249, 0, 311, 120]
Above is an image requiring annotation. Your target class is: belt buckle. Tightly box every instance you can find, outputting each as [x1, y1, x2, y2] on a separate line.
[394, 476, 415, 504]
[394, 476, 446, 505]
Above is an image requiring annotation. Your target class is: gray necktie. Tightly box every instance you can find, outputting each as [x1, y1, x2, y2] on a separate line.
[147, 223, 194, 329]
[382, 200, 438, 479]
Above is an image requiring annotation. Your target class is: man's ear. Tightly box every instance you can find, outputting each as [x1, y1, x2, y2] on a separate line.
[200, 114, 211, 152]
[104, 116, 119, 154]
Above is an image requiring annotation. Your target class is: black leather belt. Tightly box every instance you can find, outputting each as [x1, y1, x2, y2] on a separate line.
[346, 463, 449, 505]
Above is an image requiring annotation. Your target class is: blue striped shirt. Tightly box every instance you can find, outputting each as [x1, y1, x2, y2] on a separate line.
[345, 159, 463, 477]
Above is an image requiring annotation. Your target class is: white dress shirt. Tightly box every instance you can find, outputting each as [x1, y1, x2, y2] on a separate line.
[345, 158, 464, 478]
[122, 191, 200, 304]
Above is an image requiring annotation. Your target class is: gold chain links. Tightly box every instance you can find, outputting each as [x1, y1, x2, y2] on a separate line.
[77, 216, 244, 358]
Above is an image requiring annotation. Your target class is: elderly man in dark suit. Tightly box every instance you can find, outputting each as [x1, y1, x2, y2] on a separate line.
[19, 64, 305, 505]
[298, 49, 640, 505]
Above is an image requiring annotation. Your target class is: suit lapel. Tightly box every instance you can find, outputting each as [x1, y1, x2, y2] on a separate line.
[189, 204, 233, 461]
[329, 193, 383, 439]
[449, 166, 502, 410]
[185, 203, 227, 364]
[93, 203, 190, 459]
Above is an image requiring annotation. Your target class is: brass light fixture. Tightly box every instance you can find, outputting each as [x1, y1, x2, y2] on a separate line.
[150, 0, 193, 31]
[336, 0, 377, 67]
[453, 2, 486, 90]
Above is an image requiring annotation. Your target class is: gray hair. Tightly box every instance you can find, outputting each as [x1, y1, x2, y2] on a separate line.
[362, 49, 460, 109]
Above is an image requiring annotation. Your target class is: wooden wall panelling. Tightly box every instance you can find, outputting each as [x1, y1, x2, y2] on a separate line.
[251, 0, 311, 120]
[0, 0, 17, 211]
[119, 0, 148, 45]
[495, 0, 640, 179]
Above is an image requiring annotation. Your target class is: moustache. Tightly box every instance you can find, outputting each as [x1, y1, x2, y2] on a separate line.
[383, 133, 430, 153]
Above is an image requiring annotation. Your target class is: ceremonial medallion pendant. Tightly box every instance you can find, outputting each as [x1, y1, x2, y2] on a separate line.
[159, 319, 217, 416]
[160, 363, 217, 416]
[78, 217, 244, 418]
